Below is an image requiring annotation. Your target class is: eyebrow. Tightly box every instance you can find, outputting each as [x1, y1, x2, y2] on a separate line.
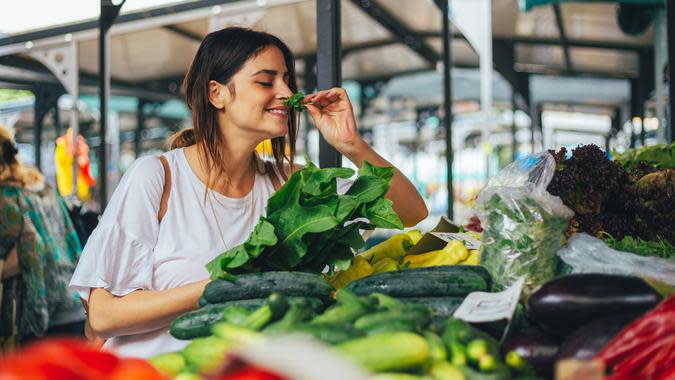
[250, 69, 289, 78]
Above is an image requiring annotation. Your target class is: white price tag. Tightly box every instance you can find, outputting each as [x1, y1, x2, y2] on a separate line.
[431, 232, 481, 250]
[453, 277, 524, 323]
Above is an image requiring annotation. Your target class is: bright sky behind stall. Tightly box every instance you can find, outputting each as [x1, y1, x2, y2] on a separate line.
[0, 0, 190, 35]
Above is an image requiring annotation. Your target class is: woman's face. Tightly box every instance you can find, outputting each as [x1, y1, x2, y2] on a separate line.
[219, 45, 293, 141]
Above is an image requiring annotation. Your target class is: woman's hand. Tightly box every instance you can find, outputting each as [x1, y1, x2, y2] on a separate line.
[304, 88, 363, 155]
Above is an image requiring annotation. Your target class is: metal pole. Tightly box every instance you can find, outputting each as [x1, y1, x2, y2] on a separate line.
[135, 99, 146, 157]
[441, 0, 454, 219]
[99, 0, 125, 209]
[53, 104, 62, 137]
[34, 112, 42, 170]
[512, 93, 517, 161]
[316, 0, 342, 168]
[667, 0, 674, 143]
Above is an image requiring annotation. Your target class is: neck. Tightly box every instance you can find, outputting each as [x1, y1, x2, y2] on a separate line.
[192, 124, 264, 196]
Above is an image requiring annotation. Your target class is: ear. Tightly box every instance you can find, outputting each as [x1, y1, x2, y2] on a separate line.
[208, 80, 227, 110]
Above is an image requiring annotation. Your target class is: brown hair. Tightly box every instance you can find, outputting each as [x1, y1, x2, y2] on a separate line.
[170, 27, 298, 191]
[0, 125, 44, 189]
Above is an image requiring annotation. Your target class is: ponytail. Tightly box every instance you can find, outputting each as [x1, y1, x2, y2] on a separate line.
[168, 128, 196, 150]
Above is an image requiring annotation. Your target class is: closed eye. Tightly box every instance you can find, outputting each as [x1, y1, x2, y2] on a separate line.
[257, 82, 273, 88]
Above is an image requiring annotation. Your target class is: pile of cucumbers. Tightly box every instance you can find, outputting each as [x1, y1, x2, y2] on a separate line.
[156, 266, 540, 379]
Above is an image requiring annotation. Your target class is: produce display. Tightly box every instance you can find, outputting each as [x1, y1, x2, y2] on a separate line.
[160, 289, 541, 380]
[548, 144, 674, 246]
[7, 144, 674, 380]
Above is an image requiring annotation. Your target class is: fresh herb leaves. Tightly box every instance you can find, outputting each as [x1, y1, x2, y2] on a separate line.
[206, 160, 404, 279]
[284, 92, 312, 112]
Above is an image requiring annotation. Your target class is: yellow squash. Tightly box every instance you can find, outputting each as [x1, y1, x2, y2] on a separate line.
[329, 256, 374, 289]
[372, 257, 399, 273]
[402, 240, 469, 268]
[359, 230, 422, 264]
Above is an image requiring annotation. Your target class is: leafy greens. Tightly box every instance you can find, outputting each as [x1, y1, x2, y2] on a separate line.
[206, 160, 404, 279]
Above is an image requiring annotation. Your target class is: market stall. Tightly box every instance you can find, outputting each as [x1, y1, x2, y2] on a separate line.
[1, 142, 672, 380]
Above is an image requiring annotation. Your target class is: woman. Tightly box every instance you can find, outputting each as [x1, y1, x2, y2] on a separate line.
[69, 27, 427, 358]
[0, 126, 85, 349]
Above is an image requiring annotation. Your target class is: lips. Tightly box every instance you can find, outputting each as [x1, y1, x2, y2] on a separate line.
[265, 106, 289, 118]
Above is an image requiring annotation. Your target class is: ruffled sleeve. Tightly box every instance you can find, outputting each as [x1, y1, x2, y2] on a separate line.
[69, 156, 165, 301]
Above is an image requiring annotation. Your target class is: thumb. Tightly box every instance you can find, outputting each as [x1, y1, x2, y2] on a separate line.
[305, 103, 322, 123]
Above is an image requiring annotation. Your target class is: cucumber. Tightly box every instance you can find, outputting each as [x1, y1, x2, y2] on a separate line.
[311, 289, 375, 324]
[399, 297, 464, 319]
[354, 306, 431, 333]
[198, 296, 209, 307]
[346, 266, 491, 298]
[337, 332, 430, 372]
[241, 293, 289, 331]
[423, 332, 447, 363]
[170, 304, 250, 340]
[203, 271, 333, 303]
[290, 322, 363, 345]
[263, 298, 316, 333]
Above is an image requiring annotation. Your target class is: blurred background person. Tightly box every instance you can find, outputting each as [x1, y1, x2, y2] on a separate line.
[0, 125, 85, 350]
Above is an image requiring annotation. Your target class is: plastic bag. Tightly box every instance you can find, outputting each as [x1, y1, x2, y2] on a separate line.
[558, 233, 675, 286]
[476, 152, 574, 296]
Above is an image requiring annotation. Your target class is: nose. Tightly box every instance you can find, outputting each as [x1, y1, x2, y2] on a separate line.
[276, 82, 293, 99]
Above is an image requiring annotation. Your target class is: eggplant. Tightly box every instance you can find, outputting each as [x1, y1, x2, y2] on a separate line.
[557, 312, 640, 360]
[527, 274, 661, 335]
[502, 327, 560, 379]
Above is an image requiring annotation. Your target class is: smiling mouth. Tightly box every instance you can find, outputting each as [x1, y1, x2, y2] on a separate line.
[266, 108, 289, 117]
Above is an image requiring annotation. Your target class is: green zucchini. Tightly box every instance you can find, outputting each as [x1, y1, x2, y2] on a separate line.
[290, 322, 363, 345]
[354, 307, 431, 333]
[203, 271, 333, 303]
[346, 266, 491, 298]
[337, 332, 430, 372]
[170, 304, 250, 340]
[398, 297, 464, 319]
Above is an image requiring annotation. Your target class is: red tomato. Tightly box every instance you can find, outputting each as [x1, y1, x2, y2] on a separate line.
[223, 366, 285, 380]
[0, 338, 121, 380]
[108, 358, 166, 380]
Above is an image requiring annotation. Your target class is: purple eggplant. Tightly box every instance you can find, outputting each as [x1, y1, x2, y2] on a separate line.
[527, 274, 661, 335]
[502, 327, 560, 379]
[557, 312, 640, 360]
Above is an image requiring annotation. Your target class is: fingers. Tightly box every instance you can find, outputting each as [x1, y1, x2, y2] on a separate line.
[306, 87, 348, 108]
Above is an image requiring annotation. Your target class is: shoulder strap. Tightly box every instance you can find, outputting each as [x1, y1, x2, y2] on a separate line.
[157, 155, 172, 223]
[264, 161, 282, 191]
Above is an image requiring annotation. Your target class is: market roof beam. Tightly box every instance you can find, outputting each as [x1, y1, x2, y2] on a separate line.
[349, 0, 439, 66]
[163, 25, 203, 42]
[0, 54, 177, 101]
[415, 31, 651, 52]
[552, 4, 573, 73]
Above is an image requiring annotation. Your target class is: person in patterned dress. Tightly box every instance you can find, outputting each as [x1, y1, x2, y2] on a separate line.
[0, 125, 85, 349]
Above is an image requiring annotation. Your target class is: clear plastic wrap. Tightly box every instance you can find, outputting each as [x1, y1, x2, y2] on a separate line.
[476, 152, 574, 296]
[558, 233, 675, 286]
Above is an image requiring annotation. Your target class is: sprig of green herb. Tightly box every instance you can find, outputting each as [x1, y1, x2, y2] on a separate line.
[284, 92, 314, 112]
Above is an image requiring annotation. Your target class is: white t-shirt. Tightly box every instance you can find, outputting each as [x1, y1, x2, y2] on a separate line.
[69, 148, 285, 358]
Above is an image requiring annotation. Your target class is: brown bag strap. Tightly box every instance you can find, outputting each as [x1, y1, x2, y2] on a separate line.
[157, 155, 172, 223]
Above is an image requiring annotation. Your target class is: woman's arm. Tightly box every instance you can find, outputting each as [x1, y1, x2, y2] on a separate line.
[341, 140, 428, 227]
[87, 279, 209, 339]
[304, 88, 429, 227]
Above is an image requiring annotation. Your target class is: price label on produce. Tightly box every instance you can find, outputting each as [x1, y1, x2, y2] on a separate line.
[430, 232, 481, 250]
[453, 277, 524, 324]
